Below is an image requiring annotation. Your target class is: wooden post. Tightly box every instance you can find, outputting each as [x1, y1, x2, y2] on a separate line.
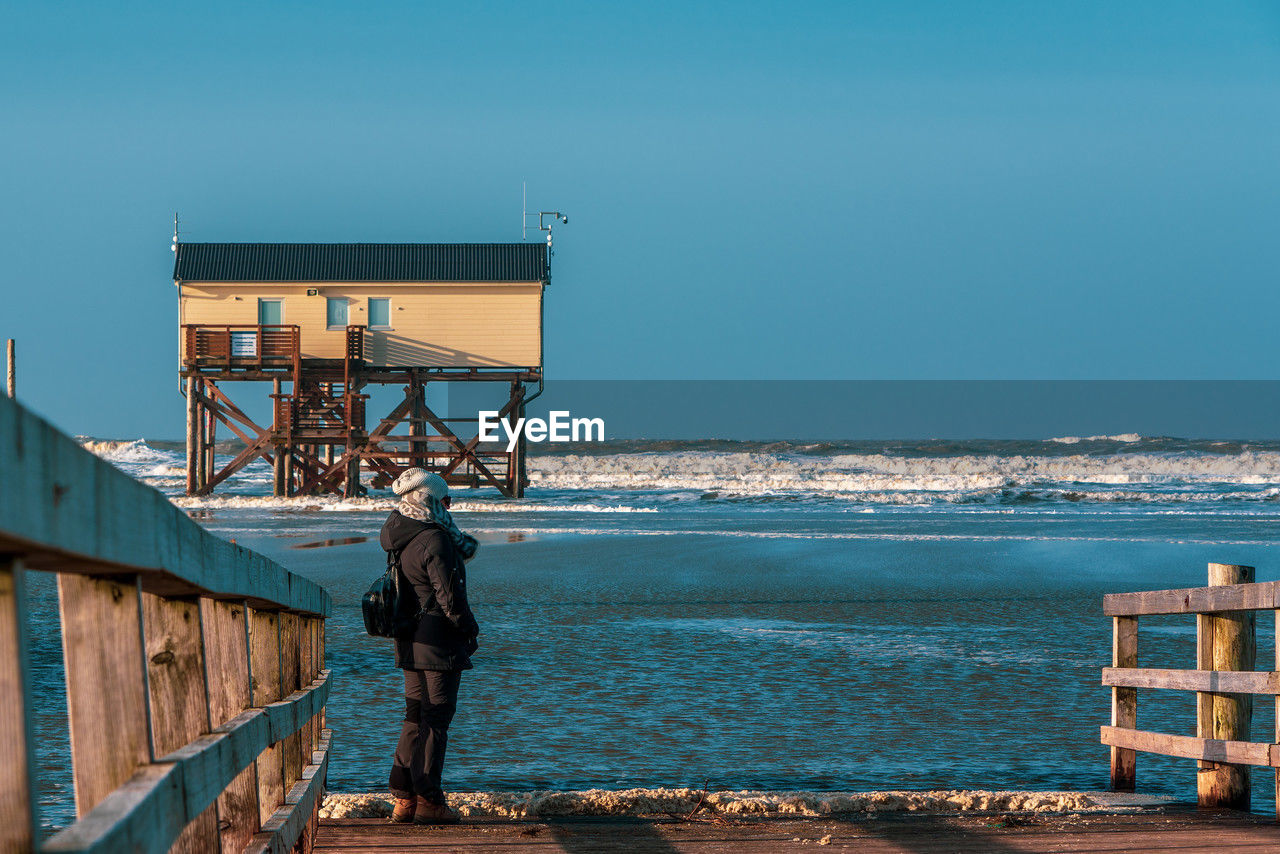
[5, 338, 13, 398]
[205, 384, 218, 490]
[409, 377, 424, 469]
[1110, 615, 1138, 791]
[283, 446, 294, 498]
[249, 609, 284, 826]
[1197, 562, 1255, 810]
[195, 379, 208, 494]
[344, 443, 360, 499]
[141, 592, 218, 851]
[187, 375, 199, 495]
[0, 557, 36, 851]
[201, 599, 259, 854]
[58, 574, 151, 818]
[273, 378, 286, 498]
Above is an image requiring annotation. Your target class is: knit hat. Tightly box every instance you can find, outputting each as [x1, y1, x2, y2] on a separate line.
[391, 468, 449, 499]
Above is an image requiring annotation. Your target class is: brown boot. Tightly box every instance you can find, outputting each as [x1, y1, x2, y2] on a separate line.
[414, 796, 460, 825]
[391, 797, 415, 823]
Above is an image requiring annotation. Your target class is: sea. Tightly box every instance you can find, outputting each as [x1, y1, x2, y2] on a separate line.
[28, 434, 1280, 831]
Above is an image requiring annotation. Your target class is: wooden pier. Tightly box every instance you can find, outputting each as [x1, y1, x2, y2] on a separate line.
[314, 810, 1280, 853]
[0, 391, 332, 852]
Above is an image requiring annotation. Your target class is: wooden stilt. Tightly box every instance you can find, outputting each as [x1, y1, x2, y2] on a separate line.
[204, 393, 217, 491]
[195, 381, 208, 494]
[409, 375, 425, 469]
[272, 378, 286, 497]
[185, 375, 198, 495]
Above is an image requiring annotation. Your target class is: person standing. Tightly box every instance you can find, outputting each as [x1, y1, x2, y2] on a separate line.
[380, 468, 480, 825]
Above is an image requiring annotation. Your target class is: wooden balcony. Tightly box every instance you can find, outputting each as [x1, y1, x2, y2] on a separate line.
[183, 324, 301, 372]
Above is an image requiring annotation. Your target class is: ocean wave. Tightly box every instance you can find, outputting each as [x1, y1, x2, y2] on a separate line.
[1048, 433, 1144, 444]
[84, 438, 1280, 510]
[527, 450, 1280, 496]
[81, 437, 172, 464]
[169, 494, 658, 514]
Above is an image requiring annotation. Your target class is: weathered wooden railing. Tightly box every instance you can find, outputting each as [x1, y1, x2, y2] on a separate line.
[1102, 562, 1276, 812]
[0, 392, 333, 852]
[184, 324, 301, 373]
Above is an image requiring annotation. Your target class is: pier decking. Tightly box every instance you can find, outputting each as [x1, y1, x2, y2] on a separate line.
[316, 809, 1280, 853]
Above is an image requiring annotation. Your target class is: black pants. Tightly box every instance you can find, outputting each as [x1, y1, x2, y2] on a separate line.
[389, 668, 462, 801]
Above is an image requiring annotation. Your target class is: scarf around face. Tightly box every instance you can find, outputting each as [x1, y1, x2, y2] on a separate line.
[397, 494, 479, 561]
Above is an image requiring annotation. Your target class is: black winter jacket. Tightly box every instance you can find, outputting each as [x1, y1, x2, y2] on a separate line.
[379, 510, 479, 671]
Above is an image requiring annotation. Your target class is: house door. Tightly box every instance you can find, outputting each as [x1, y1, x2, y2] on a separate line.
[258, 299, 283, 325]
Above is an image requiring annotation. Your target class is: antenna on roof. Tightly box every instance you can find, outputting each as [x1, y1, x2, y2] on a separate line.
[172, 212, 179, 253]
[538, 211, 568, 249]
[522, 186, 568, 247]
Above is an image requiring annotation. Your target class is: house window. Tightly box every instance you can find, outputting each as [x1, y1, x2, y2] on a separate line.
[368, 298, 391, 329]
[258, 298, 282, 325]
[326, 298, 348, 329]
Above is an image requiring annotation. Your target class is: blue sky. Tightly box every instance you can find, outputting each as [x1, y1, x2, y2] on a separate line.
[2, 2, 1279, 438]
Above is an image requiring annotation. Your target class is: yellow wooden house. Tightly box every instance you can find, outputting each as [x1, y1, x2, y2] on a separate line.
[174, 242, 550, 498]
[175, 243, 546, 368]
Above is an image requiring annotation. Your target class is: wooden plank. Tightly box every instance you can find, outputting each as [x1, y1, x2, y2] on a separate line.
[0, 392, 329, 617]
[0, 556, 36, 851]
[1198, 563, 1255, 810]
[244, 730, 331, 854]
[1100, 725, 1274, 766]
[1102, 666, 1280, 694]
[299, 616, 313, 757]
[280, 612, 304, 791]
[1110, 616, 1137, 792]
[251, 608, 286, 826]
[1103, 579, 1278, 616]
[142, 592, 218, 852]
[58, 574, 151, 818]
[201, 598, 260, 854]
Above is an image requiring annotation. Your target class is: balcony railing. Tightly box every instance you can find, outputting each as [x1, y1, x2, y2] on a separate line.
[183, 324, 301, 370]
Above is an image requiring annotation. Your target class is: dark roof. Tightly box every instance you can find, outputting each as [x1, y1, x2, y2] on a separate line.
[173, 242, 548, 283]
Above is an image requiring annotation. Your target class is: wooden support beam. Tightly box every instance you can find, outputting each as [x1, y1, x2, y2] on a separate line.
[141, 592, 218, 851]
[204, 398, 217, 495]
[186, 375, 199, 495]
[195, 381, 207, 494]
[1197, 563, 1255, 810]
[1110, 616, 1137, 792]
[201, 599, 259, 854]
[272, 378, 286, 497]
[0, 556, 36, 851]
[58, 574, 150, 818]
